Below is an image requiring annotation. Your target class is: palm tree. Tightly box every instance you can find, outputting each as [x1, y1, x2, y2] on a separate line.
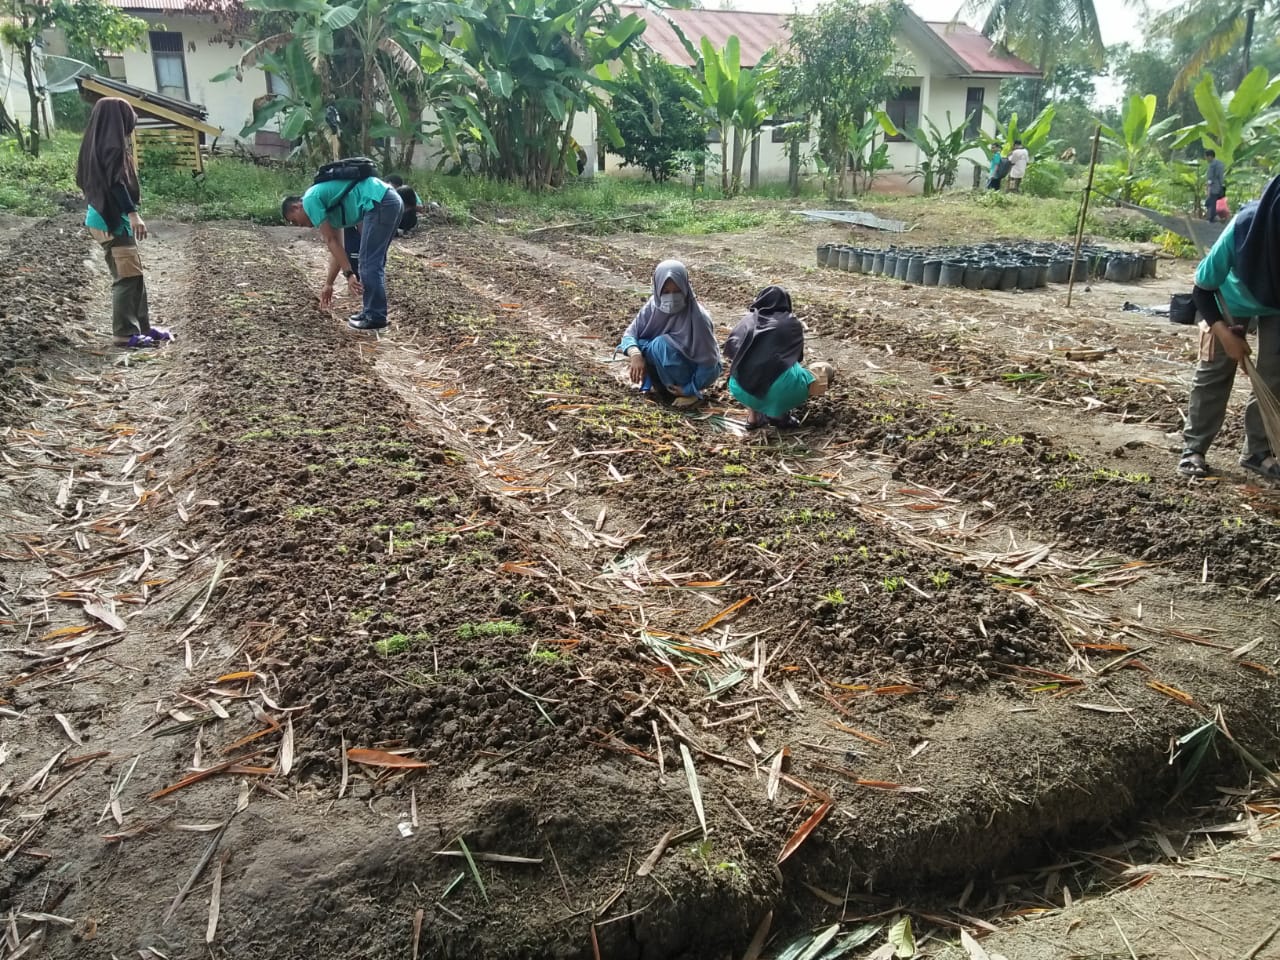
[1155, 0, 1270, 99]
[963, 0, 1105, 113]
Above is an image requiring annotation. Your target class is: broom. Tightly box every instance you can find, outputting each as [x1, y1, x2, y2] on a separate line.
[1217, 296, 1280, 458]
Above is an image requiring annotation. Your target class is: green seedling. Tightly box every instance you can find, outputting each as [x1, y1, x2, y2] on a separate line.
[882, 576, 905, 593]
[928, 570, 951, 589]
[457, 621, 523, 639]
[722, 464, 747, 476]
[286, 505, 329, 521]
[822, 588, 846, 605]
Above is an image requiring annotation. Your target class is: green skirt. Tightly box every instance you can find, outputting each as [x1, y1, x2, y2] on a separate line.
[728, 364, 814, 418]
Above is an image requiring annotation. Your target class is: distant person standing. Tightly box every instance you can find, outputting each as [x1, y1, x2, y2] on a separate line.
[75, 97, 174, 348]
[1206, 149, 1227, 222]
[987, 148, 1009, 191]
[1007, 140, 1030, 193]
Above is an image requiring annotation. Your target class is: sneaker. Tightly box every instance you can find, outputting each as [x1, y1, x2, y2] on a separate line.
[347, 312, 365, 324]
[349, 316, 388, 331]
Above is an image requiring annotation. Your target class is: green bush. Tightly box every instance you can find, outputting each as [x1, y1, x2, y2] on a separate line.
[1021, 159, 1067, 198]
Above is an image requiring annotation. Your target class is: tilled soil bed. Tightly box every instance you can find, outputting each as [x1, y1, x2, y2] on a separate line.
[2, 219, 1279, 960]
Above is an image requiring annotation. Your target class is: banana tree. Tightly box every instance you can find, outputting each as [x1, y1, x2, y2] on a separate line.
[981, 102, 1057, 161]
[446, 0, 646, 188]
[1170, 66, 1280, 169]
[905, 112, 981, 195]
[1098, 94, 1180, 201]
[681, 35, 743, 195]
[847, 109, 898, 194]
[729, 52, 777, 195]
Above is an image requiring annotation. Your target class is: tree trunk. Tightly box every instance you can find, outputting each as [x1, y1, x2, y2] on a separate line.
[788, 136, 800, 197]
[720, 124, 729, 196]
[1241, 6, 1257, 83]
[730, 126, 745, 196]
[19, 37, 41, 158]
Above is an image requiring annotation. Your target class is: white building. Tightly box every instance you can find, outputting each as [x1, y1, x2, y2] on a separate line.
[621, 4, 1039, 190]
[94, 0, 1037, 189]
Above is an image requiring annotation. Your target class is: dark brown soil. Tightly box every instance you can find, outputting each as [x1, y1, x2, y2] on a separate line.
[2, 217, 1278, 960]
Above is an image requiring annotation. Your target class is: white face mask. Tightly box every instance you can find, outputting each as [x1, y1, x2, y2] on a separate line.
[658, 293, 686, 314]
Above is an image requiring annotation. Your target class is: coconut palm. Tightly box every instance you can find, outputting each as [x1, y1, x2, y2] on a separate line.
[963, 0, 1104, 113]
[1155, 0, 1273, 99]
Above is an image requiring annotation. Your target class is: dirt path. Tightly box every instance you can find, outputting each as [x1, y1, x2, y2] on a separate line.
[2, 217, 1278, 960]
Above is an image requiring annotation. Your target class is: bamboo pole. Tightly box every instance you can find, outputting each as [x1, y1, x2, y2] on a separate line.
[1066, 125, 1103, 307]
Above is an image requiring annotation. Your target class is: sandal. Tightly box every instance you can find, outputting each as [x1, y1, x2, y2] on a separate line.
[1239, 453, 1280, 481]
[147, 327, 176, 343]
[116, 333, 157, 348]
[767, 414, 801, 429]
[1177, 451, 1210, 478]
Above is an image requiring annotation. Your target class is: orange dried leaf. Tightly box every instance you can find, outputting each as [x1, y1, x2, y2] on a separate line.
[1240, 661, 1274, 675]
[497, 562, 546, 578]
[41, 625, 93, 642]
[777, 800, 832, 865]
[1071, 642, 1132, 652]
[1147, 680, 1200, 707]
[825, 720, 889, 746]
[346, 748, 431, 769]
[873, 684, 923, 695]
[215, 671, 259, 683]
[694, 596, 753, 634]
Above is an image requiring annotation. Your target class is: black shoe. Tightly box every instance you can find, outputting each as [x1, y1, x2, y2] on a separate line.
[348, 312, 365, 324]
[349, 316, 388, 330]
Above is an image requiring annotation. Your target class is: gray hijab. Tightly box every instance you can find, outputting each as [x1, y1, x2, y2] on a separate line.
[621, 260, 720, 367]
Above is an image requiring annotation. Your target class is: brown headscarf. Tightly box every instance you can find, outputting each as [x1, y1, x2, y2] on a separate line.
[75, 98, 140, 228]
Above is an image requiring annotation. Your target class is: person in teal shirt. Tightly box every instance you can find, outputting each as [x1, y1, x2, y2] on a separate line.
[74, 97, 174, 348]
[1179, 175, 1280, 480]
[722, 286, 835, 430]
[282, 175, 403, 330]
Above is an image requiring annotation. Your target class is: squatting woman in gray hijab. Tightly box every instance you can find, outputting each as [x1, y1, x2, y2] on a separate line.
[617, 260, 721, 409]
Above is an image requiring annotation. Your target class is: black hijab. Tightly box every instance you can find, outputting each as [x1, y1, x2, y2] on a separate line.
[722, 285, 805, 397]
[76, 98, 140, 229]
[1234, 175, 1280, 310]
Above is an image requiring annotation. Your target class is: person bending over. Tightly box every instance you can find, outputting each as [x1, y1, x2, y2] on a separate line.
[1179, 175, 1280, 481]
[618, 260, 722, 409]
[282, 175, 402, 331]
[722, 285, 834, 429]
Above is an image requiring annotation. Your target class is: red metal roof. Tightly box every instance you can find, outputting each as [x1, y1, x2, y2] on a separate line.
[622, 5, 787, 68]
[923, 21, 1040, 77]
[622, 5, 1037, 77]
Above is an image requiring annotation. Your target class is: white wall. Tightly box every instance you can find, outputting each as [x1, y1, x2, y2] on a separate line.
[116, 14, 265, 141]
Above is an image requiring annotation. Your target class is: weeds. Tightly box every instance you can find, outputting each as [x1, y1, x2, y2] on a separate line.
[882, 576, 905, 593]
[457, 620, 524, 639]
[822, 588, 846, 605]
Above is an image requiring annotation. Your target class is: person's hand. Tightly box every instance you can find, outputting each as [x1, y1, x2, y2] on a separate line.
[627, 349, 645, 384]
[129, 212, 147, 240]
[320, 283, 334, 309]
[1217, 323, 1251, 364]
[348, 275, 364, 296]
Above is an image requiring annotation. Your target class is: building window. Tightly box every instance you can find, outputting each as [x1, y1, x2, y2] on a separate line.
[965, 86, 985, 138]
[769, 114, 810, 144]
[265, 70, 291, 98]
[884, 85, 920, 142]
[150, 31, 188, 100]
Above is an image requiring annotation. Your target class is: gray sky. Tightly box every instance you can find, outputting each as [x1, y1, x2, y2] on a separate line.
[726, 0, 1175, 105]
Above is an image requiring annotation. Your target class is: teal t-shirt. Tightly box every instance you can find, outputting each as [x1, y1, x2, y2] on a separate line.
[729, 363, 814, 418]
[301, 177, 390, 230]
[1195, 220, 1270, 320]
[85, 204, 132, 237]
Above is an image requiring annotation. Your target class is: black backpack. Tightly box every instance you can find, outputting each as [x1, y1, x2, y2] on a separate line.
[314, 156, 379, 213]
[995, 157, 1013, 179]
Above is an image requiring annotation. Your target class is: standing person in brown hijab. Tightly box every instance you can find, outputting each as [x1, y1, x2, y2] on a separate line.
[75, 98, 174, 348]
